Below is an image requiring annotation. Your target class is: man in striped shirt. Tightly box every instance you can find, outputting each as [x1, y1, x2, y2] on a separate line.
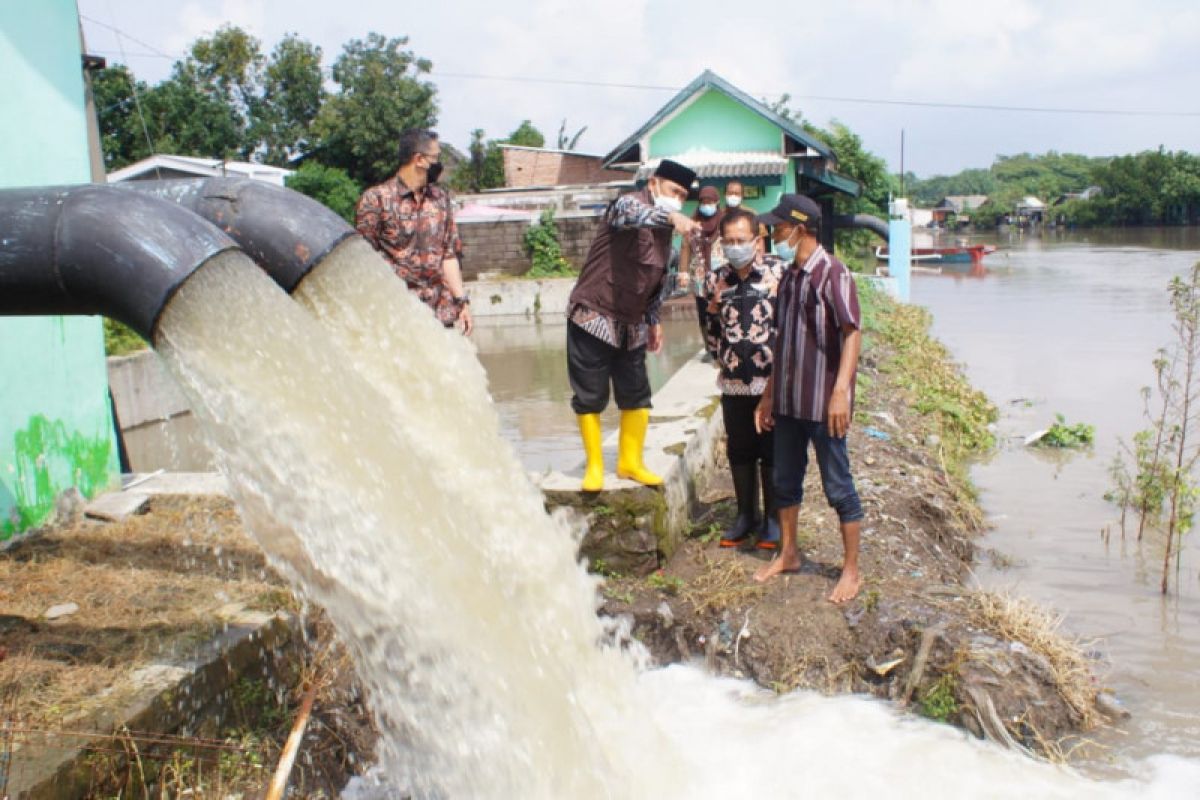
[752, 194, 865, 603]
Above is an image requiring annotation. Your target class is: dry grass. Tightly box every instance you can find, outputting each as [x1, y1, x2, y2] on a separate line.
[0, 495, 287, 729]
[967, 591, 1102, 730]
[680, 551, 765, 615]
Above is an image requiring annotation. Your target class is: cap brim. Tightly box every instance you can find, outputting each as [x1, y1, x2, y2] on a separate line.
[756, 211, 788, 226]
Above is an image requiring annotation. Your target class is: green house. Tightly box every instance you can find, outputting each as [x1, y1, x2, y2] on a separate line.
[603, 70, 861, 246]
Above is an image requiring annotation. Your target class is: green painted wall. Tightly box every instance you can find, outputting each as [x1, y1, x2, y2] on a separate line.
[648, 89, 781, 158]
[0, 1, 119, 539]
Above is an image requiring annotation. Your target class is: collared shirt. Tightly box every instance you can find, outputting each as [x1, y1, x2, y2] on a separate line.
[772, 245, 861, 422]
[355, 176, 463, 325]
[702, 254, 785, 395]
[568, 192, 672, 350]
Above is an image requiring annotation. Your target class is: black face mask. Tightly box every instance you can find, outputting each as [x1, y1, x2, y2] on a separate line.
[426, 162, 444, 184]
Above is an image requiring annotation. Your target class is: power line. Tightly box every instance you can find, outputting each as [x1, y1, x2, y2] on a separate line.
[77, 16, 1200, 119]
[433, 71, 1200, 118]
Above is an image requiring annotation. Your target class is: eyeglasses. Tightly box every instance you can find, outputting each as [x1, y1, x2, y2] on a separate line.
[420, 151, 441, 163]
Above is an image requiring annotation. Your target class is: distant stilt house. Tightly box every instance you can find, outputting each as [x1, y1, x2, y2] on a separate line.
[600, 70, 862, 248]
[932, 195, 989, 227]
[1015, 196, 1047, 225]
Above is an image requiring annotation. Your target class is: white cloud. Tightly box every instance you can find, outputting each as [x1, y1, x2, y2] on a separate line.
[165, 0, 268, 54]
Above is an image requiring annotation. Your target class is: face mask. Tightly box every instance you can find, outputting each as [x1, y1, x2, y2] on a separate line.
[726, 196, 742, 208]
[654, 192, 683, 214]
[774, 230, 799, 262]
[426, 161, 444, 184]
[699, 203, 718, 217]
[723, 241, 756, 268]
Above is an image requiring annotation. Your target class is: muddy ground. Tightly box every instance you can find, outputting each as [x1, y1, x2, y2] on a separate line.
[0, 496, 375, 798]
[594, 306, 1119, 760]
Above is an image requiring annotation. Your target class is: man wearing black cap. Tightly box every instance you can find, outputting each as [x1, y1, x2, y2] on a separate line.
[752, 194, 865, 603]
[567, 159, 700, 492]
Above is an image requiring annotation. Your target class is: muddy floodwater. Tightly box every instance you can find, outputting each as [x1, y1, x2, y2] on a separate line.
[911, 227, 1200, 768]
[475, 313, 703, 473]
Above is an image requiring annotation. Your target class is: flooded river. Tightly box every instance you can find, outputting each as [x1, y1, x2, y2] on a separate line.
[912, 227, 1200, 769]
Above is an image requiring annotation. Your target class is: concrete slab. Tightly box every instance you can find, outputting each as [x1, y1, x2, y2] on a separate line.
[121, 472, 229, 497]
[535, 353, 724, 573]
[469, 277, 575, 318]
[9, 607, 301, 799]
[83, 490, 150, 522]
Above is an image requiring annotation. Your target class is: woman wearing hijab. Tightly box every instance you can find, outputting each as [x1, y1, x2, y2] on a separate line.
[678, 185, 727, 340]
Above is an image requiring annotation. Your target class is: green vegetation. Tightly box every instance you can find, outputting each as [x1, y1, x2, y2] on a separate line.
[104, 318, 148, 356]
[904, 149, 1200, 228]
[285, 161, 362, 223]
[1034, 414, 1095, 448]
[523, 208, 577, 278]
[646, 570, 685, 595]
[859, 279, 997, 470]
[918, 674, 959, 723]
[1110, 263, 1200, 593]
[448, 119, 556, 193]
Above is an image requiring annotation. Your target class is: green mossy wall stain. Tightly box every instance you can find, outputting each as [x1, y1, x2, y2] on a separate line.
[2, 415, 113, 538]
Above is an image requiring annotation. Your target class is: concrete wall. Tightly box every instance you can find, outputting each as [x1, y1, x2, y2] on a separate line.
[501, 147, 629, 188]
[459, 211, 600, 279]
[469, 278, 575, 317]
[0, 1, 120, 539]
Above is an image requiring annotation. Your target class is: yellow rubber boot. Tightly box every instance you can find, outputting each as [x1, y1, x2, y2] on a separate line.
[577, 413, 605, 492]
[616, 408, 663, 486]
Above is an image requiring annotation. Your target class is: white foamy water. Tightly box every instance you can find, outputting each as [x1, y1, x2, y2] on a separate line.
[155, 248, 1196, 799]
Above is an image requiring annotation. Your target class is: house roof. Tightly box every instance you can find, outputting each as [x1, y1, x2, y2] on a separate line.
[107, 154, 294, 185]
[602, 70, 834, 167]
[498, 144, 607, 159]
[633, 149, 788, 180]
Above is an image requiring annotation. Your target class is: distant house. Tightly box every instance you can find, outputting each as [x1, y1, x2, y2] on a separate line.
[1015, 195, 1047, 223]
[1053, 186, 1103, 205]
[932, 195, 989, 224]
[601, 69, 861, 242]
[500, 145, 629, 188]
[107, 154, 294, 186]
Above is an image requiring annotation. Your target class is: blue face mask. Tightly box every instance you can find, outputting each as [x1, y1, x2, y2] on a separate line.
[774, 230, 799, 262]
[698, 203, 718, 217]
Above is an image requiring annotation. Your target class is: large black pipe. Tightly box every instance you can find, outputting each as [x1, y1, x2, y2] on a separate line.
[126, 178, 357, 293]
[0, 184, 239, 340]
[833, 213, 890, 241]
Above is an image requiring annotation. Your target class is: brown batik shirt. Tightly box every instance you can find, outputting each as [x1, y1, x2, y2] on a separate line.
[355, 176, 464, 326]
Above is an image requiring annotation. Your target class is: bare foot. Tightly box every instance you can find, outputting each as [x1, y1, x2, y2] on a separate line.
[827, 567, 862, 604]
[754, 552, 802, 583]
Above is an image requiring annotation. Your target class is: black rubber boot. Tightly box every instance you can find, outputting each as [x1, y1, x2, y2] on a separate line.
[757, 464, 781, 550]
[721, 463, 760, 547]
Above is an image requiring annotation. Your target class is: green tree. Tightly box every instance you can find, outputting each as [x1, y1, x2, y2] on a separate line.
[449, 128, 504, 193]
[140, 62, 244, 159]
[285, 162, 363, 223]
[556, 119, 587, 150]
[91, 64, 151, 170]
[312, 33, 438, 186]
[254, 34, 326, 165]
[506, 119, 545, 148]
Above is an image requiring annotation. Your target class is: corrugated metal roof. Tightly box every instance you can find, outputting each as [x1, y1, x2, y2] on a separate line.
[634, 150, 788, 180]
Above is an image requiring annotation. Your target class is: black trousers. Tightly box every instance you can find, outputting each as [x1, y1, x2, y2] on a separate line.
[722, 394, 774, 467]
[568, 322, 652, 414]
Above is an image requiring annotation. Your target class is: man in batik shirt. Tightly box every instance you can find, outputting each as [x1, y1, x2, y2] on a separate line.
[356, 128, 473, 334]
[567, 159, 700, 491]
[702, 207, 785, 551]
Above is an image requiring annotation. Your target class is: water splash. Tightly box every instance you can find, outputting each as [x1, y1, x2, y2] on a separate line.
[154, 248, 1195, 799]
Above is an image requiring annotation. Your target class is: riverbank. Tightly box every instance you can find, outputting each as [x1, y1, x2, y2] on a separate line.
[595, 281, 1115, 759]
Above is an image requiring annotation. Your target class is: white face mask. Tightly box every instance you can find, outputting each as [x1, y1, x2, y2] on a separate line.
[726, 196, 743, 208]
[654, 192, 683, 214]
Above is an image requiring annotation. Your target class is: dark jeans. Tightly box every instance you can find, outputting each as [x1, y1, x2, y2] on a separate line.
[567, 321, 652, 414]
[722, 394, 773, 467]
[773, 415, 863, 523]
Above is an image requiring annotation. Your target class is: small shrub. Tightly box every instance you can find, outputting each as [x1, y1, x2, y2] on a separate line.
[646, 570, 685, 595]
[1035, 414, 1095, 448]
[523, 209, 576, 278]
[104, 318, 148, 356]
[918, 674, 959, 722]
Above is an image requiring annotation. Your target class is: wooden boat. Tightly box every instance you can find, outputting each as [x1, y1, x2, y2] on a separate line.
[874, 244, 996, 265]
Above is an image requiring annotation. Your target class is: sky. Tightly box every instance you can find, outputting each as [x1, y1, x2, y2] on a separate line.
[77, 0, 1200, 178]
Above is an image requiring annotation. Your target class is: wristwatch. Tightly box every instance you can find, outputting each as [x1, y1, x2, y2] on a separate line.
[452, 293, 470, 308]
